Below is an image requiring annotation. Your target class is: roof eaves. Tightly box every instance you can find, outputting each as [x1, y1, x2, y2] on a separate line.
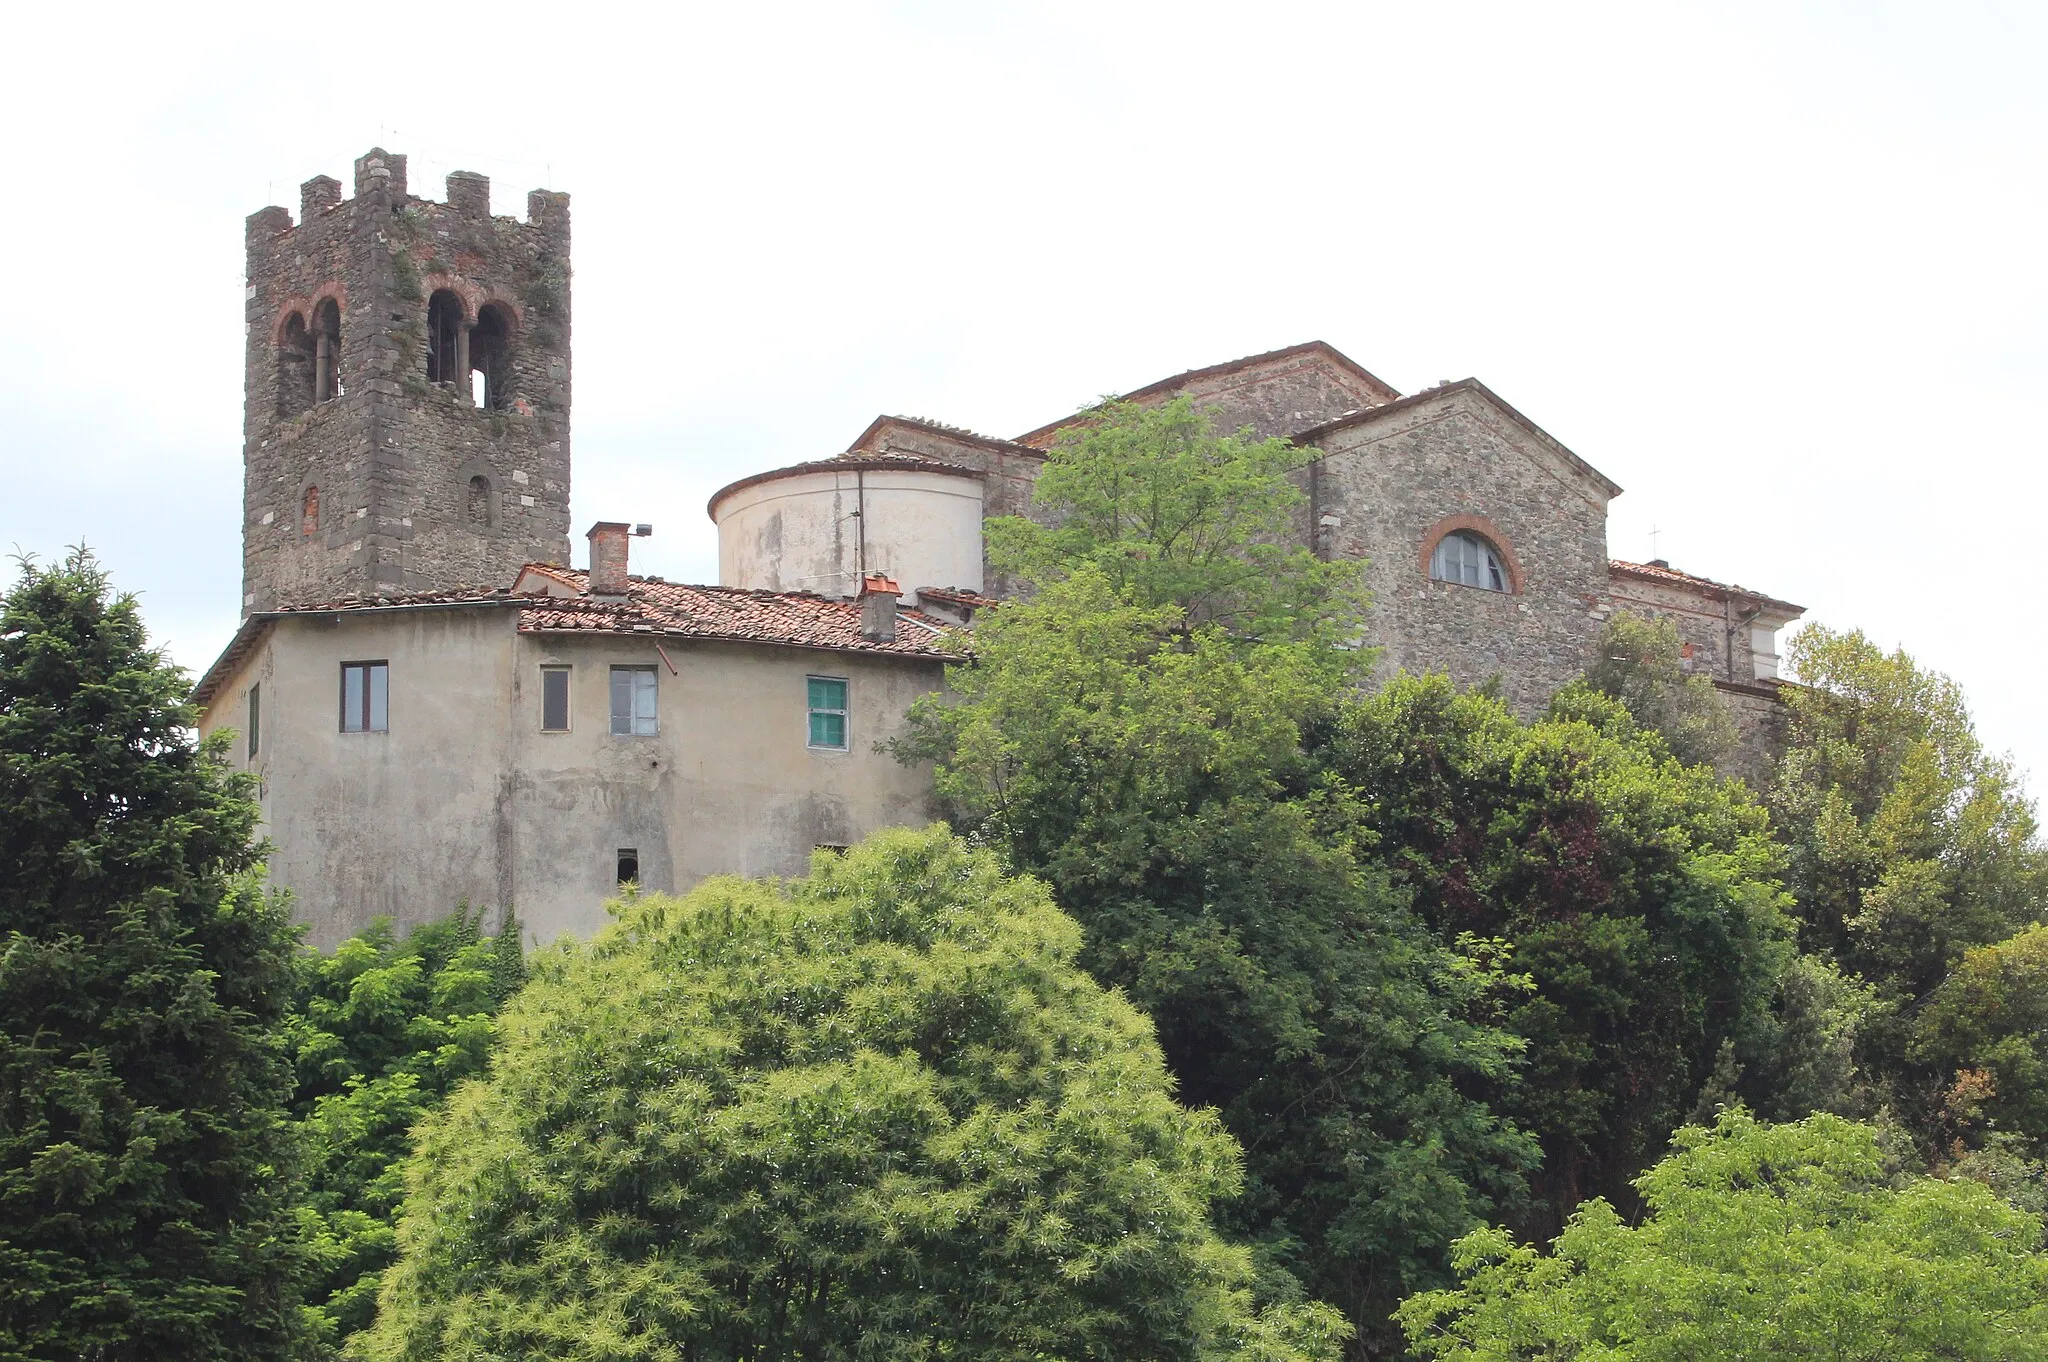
[1609, 560, 1804, 617]
[705, 452, 987, 523]
[849, 414, 1047, 459]
[1291, 379, 1626, 500]
[1013, 340, 1403, 447]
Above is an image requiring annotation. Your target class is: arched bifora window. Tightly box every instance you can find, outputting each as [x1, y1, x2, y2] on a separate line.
[312, 298, 342, 403]
[467, 475, 490, 527]
[470, 303, 514, 410]
[426, 289, 466, 385]
[1430, 531, 1509, 591]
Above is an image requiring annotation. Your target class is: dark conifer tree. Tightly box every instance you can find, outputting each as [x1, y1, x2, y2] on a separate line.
[0, 549, 305, 1360]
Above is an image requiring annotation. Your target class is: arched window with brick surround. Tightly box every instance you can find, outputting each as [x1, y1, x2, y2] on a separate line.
[301, 485, 320, 537]
[1420, 515, 1523, 594]
[467, 475, 491, 528]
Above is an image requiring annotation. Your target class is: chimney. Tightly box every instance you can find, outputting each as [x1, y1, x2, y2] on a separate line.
[859, 574, 901, 642]
[587, 522, 632, 596]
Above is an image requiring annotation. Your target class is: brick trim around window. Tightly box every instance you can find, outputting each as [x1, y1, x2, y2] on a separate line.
[1418, 514, 1526, 594]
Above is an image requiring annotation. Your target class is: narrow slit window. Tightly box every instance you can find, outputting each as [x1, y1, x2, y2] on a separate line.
[807, 676, 848, 750]
[247, 683, 261, 758]
[541, 666, 571, 732]
[340, 661, 389, 733]
[616, 848, 640, 886]
[609, 665, 658, 736]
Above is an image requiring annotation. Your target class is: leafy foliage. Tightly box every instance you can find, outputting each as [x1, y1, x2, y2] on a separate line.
[1582, 612, 1737, 769]
[900, 402, 1538, 1355]
[287, 909, 524, 1353]
[987, 395, 1369, 647]
[359, 828, 1347, 1362]
[0, 548, 305, 1360]
[1771, 626, 2048, 1140]
[1314, 678, 1803, 1233]
[1397, 1108, 2048, 1361]
[1913, 924, 2048, 1156]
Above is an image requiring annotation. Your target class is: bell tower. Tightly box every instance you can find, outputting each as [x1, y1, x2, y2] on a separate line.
[240, 148, 573, 612]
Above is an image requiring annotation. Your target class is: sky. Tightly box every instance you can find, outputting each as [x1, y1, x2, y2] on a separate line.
[4, 0, 2044, 784]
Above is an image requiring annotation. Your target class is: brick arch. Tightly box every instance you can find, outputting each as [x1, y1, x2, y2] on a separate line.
[1418, 513, 1525, 594]
[306, 282, 348, 329]
[272, 300, 311, 344]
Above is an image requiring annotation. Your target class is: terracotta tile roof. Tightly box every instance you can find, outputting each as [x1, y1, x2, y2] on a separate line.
[192, 572, 964, 709]
[516, 569, 963, 660]
[914, 586, 996, 608]
[706, 451, 984, 520]
[1610, 559, 1803, 616]
[846, 414, 1050, 459]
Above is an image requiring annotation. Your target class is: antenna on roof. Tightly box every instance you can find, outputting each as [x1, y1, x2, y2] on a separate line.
[1648, 525, 1662, 562]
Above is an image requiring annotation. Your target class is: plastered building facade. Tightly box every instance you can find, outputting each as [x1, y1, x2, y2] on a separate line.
[199, 149, 1800, 947]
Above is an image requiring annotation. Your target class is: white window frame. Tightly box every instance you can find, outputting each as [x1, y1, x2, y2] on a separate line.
[1430, 531, 1509, 592]
[609, 665, 659, 737]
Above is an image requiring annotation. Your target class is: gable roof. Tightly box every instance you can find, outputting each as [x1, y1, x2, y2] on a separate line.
[1291, 378, 1626, 501]
[845, 414, 1047, 460]
[1013, 340, 1402, 448]
[191, 571, 963, 709]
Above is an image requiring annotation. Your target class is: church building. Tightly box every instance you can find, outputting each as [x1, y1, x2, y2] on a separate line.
[194, 149, 1801, 946]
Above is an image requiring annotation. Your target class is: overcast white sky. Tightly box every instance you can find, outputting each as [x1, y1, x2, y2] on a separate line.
[4, 1, 2044, 785]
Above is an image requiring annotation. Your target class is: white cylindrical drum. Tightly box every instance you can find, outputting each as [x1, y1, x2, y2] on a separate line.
[709, 458, 985, 600]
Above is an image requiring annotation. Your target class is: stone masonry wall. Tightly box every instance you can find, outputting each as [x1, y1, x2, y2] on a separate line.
[1309, 388, 1614, 718]
[242, 148, 573, 613]
[1605, 574, 1760, 684]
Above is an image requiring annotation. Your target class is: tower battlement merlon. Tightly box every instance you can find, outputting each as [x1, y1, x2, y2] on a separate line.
[239, 147, 574, 616]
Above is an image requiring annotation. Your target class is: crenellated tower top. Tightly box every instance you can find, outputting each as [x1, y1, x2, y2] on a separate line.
[239, 148, 573, 613]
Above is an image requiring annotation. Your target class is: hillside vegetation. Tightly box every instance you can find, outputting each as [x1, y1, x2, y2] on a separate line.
[5, 412, 2046, 1360]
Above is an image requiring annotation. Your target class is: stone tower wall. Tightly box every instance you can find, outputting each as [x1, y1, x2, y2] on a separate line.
[241, 149, 573, 612]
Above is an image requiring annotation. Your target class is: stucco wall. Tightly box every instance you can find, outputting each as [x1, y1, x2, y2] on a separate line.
[1309, 389, 1614, 717]
[199, 606, 943, 948]
[714, 466, 985, 599]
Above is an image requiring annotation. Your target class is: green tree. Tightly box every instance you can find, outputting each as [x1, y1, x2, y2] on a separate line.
[359, 828, 1347, 1362]
[1315, 678, 1803, 1232]
[0, 549, 305, 1360]
[1396, 1108, 2048, 1361]
[287, 909, 524, 1353]
[986, 395, 1369, 647]
[899, 401, 1534, 1355]
[1771, 625, 2048, 1133]
[1912, 924, 2048, 1155]
[1582, 613, 1737, 769]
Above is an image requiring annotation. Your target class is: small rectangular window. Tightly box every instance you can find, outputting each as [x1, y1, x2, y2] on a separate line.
[247, 683, 261, 758]
[616, 848, 640, 885]
[541, 666, 571, 732]
[807, 675, 848, 750]
[340, 661, 388, 733]
[609, 666, 658, 736]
